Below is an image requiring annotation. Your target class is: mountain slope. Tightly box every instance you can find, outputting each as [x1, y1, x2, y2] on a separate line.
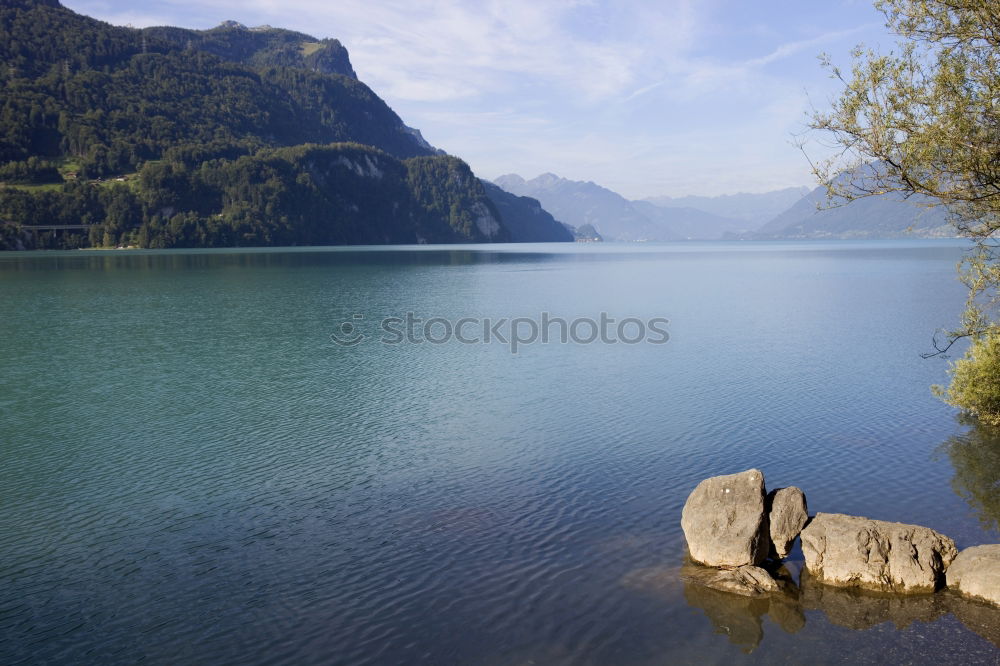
[481, 181, 574, 243]
[495, 173, 681, 241]
[754, 181, 953, 239]
[630, 200, 753, 239]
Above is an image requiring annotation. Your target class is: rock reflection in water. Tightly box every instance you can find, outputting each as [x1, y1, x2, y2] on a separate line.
[798, 569, 946, 630]
[673, 559, 1000, 652]
[683, 583, 769, 653]
[948, 593, 1000, 648]
[679, 562, 803, 653]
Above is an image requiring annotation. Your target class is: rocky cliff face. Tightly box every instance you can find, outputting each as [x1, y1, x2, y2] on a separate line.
[144, 21, 358, 79]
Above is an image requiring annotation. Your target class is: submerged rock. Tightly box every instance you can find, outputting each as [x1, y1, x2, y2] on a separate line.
[767, 487, 808, 559]
[947, 545, 1000, 606]
[681, 469, 770, 567]
[800, 513, 957, 593]
[681, 563, 780, 597]
[620, 564, 684, 598]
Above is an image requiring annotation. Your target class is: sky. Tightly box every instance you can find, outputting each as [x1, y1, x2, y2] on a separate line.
[61, 0, 895, 199]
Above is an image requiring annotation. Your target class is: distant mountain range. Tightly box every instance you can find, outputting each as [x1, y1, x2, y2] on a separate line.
[495, 173, 751, 241]
[494, 173, 958, 241]
[643, 187, 810, 228]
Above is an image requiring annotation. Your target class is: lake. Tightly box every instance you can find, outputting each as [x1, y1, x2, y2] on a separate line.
[2, 240, 999, 664]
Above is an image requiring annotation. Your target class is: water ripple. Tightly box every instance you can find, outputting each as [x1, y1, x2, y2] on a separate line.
[0, 242, 993, 664]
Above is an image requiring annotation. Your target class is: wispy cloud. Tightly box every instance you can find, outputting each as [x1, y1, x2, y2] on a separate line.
[298, 0, 692, 103]
[66, 0, 697, 104]
[623, 22, 878, 105]
[744, 23, 877, 67]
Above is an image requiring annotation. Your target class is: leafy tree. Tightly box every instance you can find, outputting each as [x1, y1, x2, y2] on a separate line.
[936, 334, 1000, 425]
[810, 0, 1000, 421]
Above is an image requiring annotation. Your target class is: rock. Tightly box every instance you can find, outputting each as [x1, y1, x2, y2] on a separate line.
[800, 513, 957, 593]
[681, 563, 780, 597]
[681, 469, 770, 567]
[767, 487, 808, 559]
[947, 544, 1000, 606]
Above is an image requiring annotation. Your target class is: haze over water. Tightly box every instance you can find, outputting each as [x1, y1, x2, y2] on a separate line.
[3, 240, 1000, 664]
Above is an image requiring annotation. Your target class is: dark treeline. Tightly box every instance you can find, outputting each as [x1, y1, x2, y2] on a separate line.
[0, 143, 508, 249]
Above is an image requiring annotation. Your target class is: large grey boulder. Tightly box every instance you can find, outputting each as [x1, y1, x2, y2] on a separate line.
[681, 469, 769, 567]
[947, 544, 1000, 606]
[767, 487, 808, 559]
[800, 513, 957, 593]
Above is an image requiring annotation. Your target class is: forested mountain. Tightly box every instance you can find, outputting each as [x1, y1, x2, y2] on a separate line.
[0, 0, 567, 248]
[1, 144, 518, 247]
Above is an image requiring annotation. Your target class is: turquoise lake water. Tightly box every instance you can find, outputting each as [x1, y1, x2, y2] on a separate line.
[2, 240, 1000, 664]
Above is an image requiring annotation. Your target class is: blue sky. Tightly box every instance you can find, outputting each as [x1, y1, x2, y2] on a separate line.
[61, 0, 893, 198]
